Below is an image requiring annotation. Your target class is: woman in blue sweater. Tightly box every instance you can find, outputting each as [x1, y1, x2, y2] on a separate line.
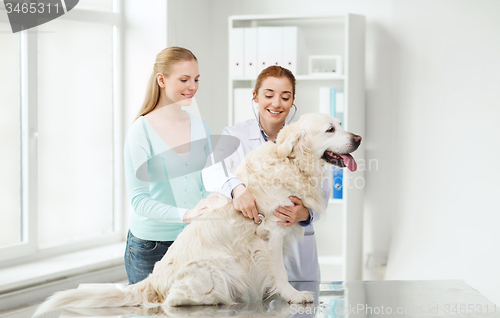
[123, 47, 214, 284]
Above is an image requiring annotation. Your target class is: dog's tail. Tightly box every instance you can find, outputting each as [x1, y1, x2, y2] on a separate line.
[33, 278, 160, 317]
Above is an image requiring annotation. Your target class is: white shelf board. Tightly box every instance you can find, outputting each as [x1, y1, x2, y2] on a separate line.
[296, 74, 345, 80]
[229, 14, 345, 21]
[231, 74, 345, 81]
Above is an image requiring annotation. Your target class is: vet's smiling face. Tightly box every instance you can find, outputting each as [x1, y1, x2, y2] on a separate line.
[302, 113, 362, 171]
[253, 77, 294, 126]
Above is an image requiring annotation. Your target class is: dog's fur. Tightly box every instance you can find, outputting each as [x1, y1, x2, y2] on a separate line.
[33, 113, 361, 317]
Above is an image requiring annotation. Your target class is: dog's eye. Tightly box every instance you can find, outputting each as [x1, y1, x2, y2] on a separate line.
[326, 126, 335, 133]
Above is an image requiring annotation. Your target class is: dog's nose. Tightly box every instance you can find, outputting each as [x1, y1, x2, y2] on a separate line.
[353, 135, 362, 144]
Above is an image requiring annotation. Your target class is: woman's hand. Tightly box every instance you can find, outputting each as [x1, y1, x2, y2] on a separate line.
[183, 197, 217, 223]
[232, 184, 261, 223]
[273, 196, 310, 227]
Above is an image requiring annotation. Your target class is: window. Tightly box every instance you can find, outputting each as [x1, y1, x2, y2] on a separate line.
[0, 1, 122, 264]
[0, 23, 22, 250]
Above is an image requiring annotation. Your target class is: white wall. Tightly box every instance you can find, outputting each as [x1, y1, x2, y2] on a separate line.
[385, 0, 500, 306]
[165, 0, 223, 131]
[123, 0, 167, 123]
[166, 0, 500, 304]
[122, 0, 168, 233]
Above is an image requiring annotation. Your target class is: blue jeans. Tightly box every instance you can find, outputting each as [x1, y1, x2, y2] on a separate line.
[124, 231, 174, 284]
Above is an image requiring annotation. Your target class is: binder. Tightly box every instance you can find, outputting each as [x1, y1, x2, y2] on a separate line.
[319, 87, 331, 114]
[335, 88, 345, 124]
[333, 167, 343, 199]
[243, 28, 258, 77]
[283, 26, 298, 74]
[330, 87, 336, 117]
[229, 28, 244, 77]
[335, 89, 345, 112]
[257, 27, 284, 73]
[270, 27, 284, 68]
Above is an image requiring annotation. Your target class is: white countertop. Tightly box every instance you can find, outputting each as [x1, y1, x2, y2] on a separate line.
[36, 280, 499, 318]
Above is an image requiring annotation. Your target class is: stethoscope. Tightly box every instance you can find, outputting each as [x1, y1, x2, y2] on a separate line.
[250, 99, 298, 142]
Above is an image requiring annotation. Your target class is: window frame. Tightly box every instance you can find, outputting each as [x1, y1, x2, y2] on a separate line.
[0, 1, 125, 266]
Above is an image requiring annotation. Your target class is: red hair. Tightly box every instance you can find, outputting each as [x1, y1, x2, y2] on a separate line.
[254, 66, 296, 98]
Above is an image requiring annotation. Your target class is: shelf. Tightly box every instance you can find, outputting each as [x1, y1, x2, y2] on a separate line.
[328, 198, 344, 205]
[296, 74, 345, 80]
[229, 13, 365, 280]
[231, 74, 345, 81]
[229, 14, 346, 29]
[229, 14, 346, 21]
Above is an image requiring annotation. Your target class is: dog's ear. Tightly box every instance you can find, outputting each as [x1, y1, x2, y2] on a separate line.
[276, 124, 303, 157]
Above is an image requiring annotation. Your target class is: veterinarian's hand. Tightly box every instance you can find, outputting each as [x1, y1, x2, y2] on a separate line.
[183, 197, 217, 223]
[232, 184, 260, 223]
[274, 196, 310, 227]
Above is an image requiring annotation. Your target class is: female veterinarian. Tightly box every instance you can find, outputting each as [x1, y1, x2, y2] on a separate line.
[124, 47, 215, 284]
[202, 65, 330, 281]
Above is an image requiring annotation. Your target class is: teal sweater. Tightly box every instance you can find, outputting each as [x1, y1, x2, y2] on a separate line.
[124, 112, 211, 241]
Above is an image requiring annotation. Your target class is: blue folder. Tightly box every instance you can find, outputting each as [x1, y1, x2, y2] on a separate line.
[333, 167, 343, 199]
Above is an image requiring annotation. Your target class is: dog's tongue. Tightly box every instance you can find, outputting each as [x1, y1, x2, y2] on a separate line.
[340, 154, 357, 172]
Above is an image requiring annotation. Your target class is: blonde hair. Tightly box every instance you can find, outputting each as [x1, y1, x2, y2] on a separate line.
[135, 47, 197, 120]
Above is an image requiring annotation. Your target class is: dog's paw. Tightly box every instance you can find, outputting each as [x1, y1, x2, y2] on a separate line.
[286, 291, 314, 304]
[166, 295, 186, 307]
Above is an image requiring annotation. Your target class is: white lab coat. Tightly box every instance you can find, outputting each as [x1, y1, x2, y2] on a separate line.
[202, 118, 330, 281]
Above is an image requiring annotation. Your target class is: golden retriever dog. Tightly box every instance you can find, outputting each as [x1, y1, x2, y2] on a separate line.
[34, 113, 361, 317]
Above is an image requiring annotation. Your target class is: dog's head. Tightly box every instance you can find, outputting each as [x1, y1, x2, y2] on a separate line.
[276, 113, 361, 171]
